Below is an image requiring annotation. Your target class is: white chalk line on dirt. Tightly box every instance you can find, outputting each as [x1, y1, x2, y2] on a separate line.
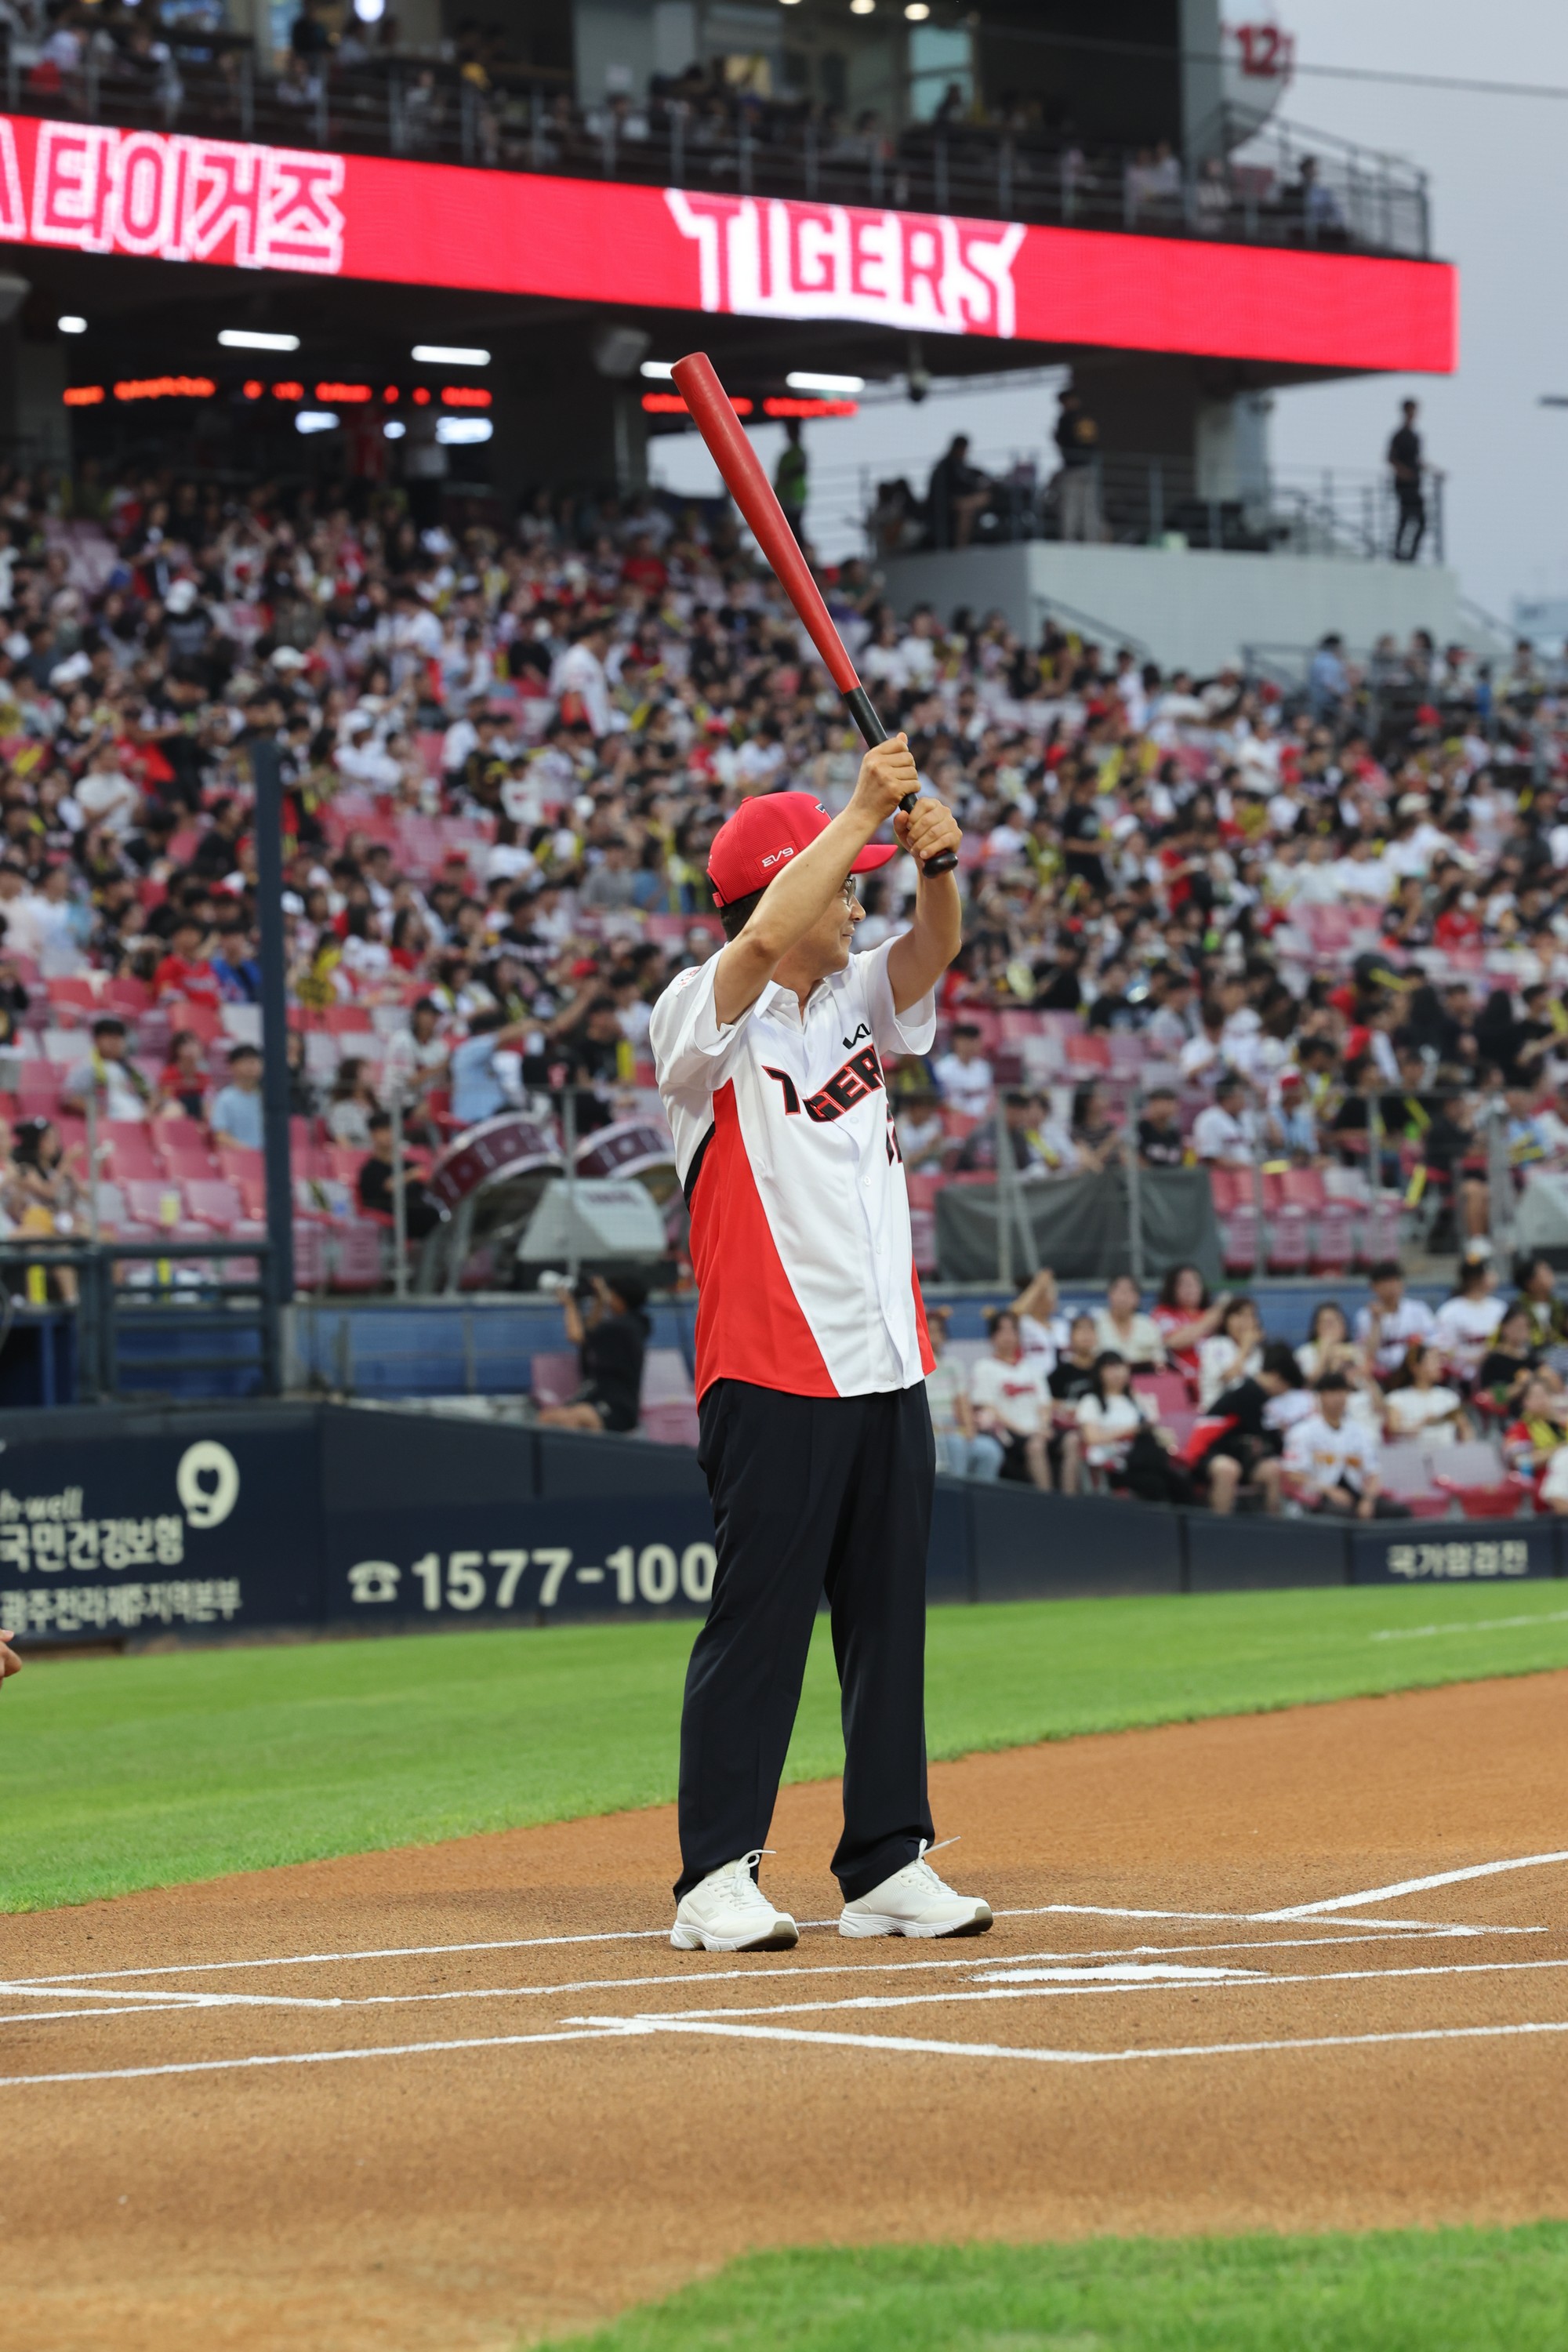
[566, 2013, 1568, 2070]
[1254, 1849, 1568, 1922]
[626, 1953, 1568, 2027]
[0, 2025, 636, 2090]
[15, 2002, 1568, 2092]
[0, 1929, 1522, 2032]
[4, 1901, 1470, 1990]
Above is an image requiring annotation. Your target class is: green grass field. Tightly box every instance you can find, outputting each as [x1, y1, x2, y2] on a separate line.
[6, 1580, 1568, 1912]
[535, 2228, 1568, 2352]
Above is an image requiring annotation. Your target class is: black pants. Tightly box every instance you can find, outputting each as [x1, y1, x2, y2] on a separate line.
[676, 1378, 935, 1902]
[1394, 488, 1425, 561]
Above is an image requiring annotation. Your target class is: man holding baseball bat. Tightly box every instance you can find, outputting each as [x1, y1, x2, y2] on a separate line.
[650, 735, 992, 1952]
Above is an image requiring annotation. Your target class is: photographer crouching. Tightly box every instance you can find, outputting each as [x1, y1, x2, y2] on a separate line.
[535, 1271, 651, 1435]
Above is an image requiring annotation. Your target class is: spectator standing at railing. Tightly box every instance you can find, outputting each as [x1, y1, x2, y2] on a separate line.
[1054, 390, 1102, 543]
[774, 421, 808, 545]
[1388, 399, 1428, 563]
[926, 437, 992, 551]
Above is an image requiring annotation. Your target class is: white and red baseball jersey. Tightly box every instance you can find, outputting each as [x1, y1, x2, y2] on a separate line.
[651, 940, 937, 1401]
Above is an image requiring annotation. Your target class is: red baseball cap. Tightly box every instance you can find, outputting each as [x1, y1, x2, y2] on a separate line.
[706, 790, 898, 909]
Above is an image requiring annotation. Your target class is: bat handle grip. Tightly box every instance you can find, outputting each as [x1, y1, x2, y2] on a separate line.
[841, 687, 959, 878]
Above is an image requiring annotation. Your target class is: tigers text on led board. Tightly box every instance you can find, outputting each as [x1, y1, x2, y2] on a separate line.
[0, 115, 1457, 373]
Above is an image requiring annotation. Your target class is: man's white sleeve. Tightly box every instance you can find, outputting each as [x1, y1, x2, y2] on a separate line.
[861, 935, 937, 1056]
[649, 958, 753, 1098]
[1283, 1421, 1315, 1480]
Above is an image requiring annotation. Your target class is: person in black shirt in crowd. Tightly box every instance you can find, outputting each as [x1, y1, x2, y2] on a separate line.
[1137, 1086, 1187, 1168]
[356, 1111, 441, 1239]
[1474, 1301, 1544, 1420]
[1085, 959, 1138, 1032]
[1197, 1340, 1299, 1515]
[1388, 398, 1426, 561]
[535, 1272, 650, 1434]
[1035, 935, 1084, 1011]
[1054, 388, 1102, 541]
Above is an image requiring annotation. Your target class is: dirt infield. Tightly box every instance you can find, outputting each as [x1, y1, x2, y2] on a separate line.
[7, 1670, 1568, 2352]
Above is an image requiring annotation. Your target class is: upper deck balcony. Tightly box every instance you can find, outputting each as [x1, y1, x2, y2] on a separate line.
[2, 27, 1431, 264]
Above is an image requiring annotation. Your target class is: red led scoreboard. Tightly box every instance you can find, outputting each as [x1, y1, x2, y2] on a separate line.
[0, 113, 1457, 374]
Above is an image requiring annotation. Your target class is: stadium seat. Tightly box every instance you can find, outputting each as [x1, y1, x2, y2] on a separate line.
[641, 1348, 695, 1404]
[123, 1178, 201, 1234]
[531, 1350, 580, 1406]
[45, 978, 101, 1022]
[101, 1121, 162, 1180]
[328, 1221, 383, 1291]
[292, 1221, 328, 1290]
[183, 1179, 262, 1236]
[105, 977, 151, 1019]
[1133, 1370, 1189, 1421]
[162, 1000, 224, 1044]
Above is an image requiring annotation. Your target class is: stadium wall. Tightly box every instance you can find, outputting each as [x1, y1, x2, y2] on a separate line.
[879, 543, 1464, 672]
[0, 1401, 1558, 1649]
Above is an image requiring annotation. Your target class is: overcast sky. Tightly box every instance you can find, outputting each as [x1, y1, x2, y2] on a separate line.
[655, 3, 1568, 620]
[1266, 0, 1568, 624]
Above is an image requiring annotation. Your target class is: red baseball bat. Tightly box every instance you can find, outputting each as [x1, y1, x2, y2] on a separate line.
[670, 350, 958, 878]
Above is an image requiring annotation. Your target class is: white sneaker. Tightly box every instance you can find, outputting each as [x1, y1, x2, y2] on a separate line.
[670, 1850, 799, 1953]
[839, 1840, 993, 1940]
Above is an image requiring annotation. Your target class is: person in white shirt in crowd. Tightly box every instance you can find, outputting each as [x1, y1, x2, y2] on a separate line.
[1354, 1260, 1436, 1379]
[383, 996, 450, 1119]
[932, 1022, 993, 1120]
[1283, 1372, 1412, 1517]
[1075, 1350, 1153, 1479]
[551, 618, 617, 738]
[1297, 1300, 1382, 1428]
[1011, 1266, 1071, 1370]
[1192, 1073, 1258, 1167]
[924, 1309, 1004, 1480]
[895, 1092, 946, 1173]
[1432, 1242, 1506, 1384]
[1091, 1272, 1165, 1367]
[1197, 1293, 1265, 1410]
[1381, 1342, 1472, 1441]
[62, 1015, 153, 1123]
[968, 1309, 1053, 1487]
[74, 739, 142, 838]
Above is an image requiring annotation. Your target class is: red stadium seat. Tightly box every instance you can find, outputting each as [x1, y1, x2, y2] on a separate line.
[328, 1221, 383, 1291]
[101, 1121, 163, 1180]
[123, 1178, 201, 1234]
[531, 1351, 580, 1406]
[183, 1179, 261, 1236]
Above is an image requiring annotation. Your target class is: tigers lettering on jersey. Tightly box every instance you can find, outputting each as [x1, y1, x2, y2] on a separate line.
[764, 1044, 884, 1124]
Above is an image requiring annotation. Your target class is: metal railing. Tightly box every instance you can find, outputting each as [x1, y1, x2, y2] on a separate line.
[836, 450, 1446, 568]
[925, 1078, 1522, 1290]
[0, 34, 1431, 259]
[0, 1237, 277, 1400]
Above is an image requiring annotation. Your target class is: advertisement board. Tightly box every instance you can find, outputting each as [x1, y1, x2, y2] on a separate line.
[0, 1406, 321, 1639]
[0, 113, 1457, 373]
